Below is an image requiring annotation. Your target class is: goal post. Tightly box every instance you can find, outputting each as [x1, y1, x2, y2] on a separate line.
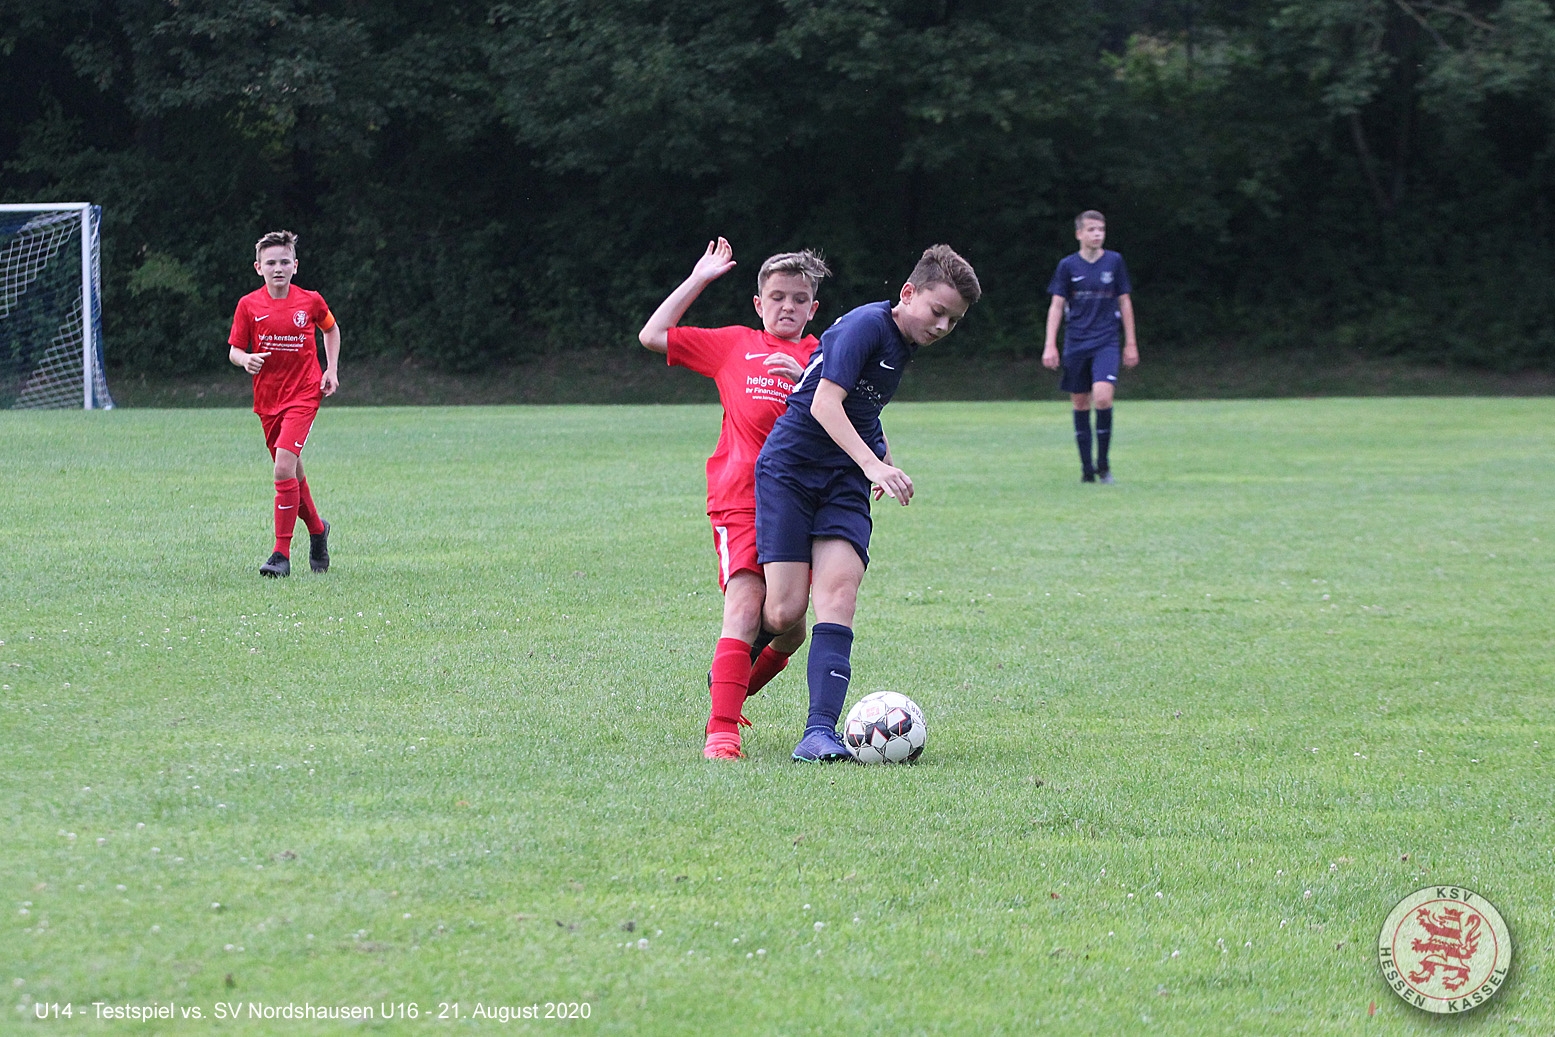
[0, 202, 113, 410]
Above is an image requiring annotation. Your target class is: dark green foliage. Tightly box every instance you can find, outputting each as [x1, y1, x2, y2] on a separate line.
[2, 0, 1553, 375]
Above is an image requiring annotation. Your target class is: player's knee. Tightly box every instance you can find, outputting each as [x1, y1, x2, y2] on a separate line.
[1092, 386, 1114, 408]
[763, 596, 805, 634]
[722, 586, 763, 631]
[272, 449, 299, 481]
[811, 582, 859, 622]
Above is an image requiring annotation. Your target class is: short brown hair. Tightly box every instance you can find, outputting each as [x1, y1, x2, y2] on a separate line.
[907, 244, 981, 305]
[254, 230, 298, 260]
[757, 250, 831, 294]
[1074, 210, 1105, 229]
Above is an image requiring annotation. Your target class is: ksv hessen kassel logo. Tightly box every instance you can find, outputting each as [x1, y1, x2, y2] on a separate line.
[1377, 885, 1511, 1014]
[293, 310, 309, 328]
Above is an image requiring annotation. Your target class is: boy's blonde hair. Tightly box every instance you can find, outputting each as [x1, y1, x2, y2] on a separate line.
[757, 250, 831, 295]
[907, 244, 981, 305]
[1074, 210, 1106, 229]
[254, 230, 298, 260]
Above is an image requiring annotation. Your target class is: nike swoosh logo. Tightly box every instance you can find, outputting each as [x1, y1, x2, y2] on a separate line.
[829, 670, 850, 681]
[293, 441, 305, 448]
[879, 362, 896, 370]
[745, 352, 769, 360]
[278, 505, 295, 510]
[1071, 275, 1084, 281]
[254, 314, 270, 321]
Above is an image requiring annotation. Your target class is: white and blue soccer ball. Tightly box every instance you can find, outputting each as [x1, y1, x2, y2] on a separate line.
[843, 691, 926, 764]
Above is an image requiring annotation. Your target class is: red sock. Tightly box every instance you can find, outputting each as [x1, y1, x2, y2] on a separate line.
[707, 637, 753, 735]
[273, 478, 300, 556]
[296, 478, 325, 536]
[747, 646, 791, 698]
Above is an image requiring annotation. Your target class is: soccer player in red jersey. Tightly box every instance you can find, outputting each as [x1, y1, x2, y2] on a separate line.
[227, 230, 340, 577]
[640, 238, 831, 759]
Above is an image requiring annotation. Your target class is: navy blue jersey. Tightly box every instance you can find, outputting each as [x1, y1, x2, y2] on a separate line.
[761, 301, 913, 469]
[1046, 250, 1132, 353]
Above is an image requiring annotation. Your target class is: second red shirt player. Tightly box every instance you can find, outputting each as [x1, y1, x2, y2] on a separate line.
[228, 230, 340, 577]
[639, 239, 832, 759]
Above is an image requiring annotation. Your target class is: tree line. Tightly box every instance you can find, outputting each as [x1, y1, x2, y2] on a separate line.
[3, 0, 1553, 376]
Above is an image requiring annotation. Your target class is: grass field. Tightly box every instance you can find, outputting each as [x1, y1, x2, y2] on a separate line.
[101, 345, 1555, 408]
[2, 399, 1552, 1035]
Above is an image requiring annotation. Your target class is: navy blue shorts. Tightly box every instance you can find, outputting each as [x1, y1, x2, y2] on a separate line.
[755, 454, 873, 567]
[1060, 345, 1121, 395]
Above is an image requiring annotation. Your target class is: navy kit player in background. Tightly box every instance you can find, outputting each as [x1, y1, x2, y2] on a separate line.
[1042, 211, 1139, 483]
[756, 245, 981, 762]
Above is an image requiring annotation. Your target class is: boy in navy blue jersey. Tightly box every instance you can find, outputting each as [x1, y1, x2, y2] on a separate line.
[756, 245, 981, 762]
[1042, 211, 1139, 483]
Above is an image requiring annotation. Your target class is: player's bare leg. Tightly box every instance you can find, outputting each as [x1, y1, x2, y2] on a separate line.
[722, 571, 765, 643]
[273, 448, 299, 482]
[810, 538, 863, 626]
[768, 621, 805, 655]
[761, 560, 811, 635]
[1091, 381, 1115, 483]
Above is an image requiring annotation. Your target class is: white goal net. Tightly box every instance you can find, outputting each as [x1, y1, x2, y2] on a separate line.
[0, 203, 113, 409]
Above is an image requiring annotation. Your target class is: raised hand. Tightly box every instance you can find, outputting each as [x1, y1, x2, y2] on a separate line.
[690, 237, 737, 284]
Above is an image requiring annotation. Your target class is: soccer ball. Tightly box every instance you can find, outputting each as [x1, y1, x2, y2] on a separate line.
[843, 691, 926, 764]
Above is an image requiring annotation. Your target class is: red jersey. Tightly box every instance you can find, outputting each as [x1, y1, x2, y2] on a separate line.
[667, 325, 817, 513]
[228, 285, 335, 416]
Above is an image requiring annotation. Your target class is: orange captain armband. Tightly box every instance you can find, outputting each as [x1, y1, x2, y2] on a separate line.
[319, 309, 337, 331]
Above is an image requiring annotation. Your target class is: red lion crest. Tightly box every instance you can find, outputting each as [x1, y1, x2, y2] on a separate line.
[1406, 906, 1482, 992]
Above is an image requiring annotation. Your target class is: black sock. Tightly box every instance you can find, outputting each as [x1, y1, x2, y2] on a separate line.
[750, 627, 778, 661]
[1073, 409, 1093, 475]
[1095, 407, 1113, 472]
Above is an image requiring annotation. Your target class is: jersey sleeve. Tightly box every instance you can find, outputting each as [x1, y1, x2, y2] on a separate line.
[817, 313, 880, 394]
[1045, 259, 1070, 298]
[666, 326, 736, 378]
[1114, 256, 1133, 295]
[228, 298, 252, 350]
[311, 292, 335, 330]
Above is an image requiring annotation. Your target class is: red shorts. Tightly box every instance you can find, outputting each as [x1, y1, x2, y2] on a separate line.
[709, 509, 760, 592]
[260, 406, 319, 460]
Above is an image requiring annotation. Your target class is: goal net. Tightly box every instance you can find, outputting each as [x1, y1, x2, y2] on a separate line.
[0, 203, 113, 409]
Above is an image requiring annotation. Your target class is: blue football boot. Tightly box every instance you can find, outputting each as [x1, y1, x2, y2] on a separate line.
[792, 726, 851, 763]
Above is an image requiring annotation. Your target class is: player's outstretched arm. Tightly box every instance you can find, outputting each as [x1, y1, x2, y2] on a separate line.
[811, 379, 913, 506]
[637, 237, 738, 354]
[231, 346, 270, 374]
[321, 323, 341, 395]
[1119, 294, 1139, 368]
[1042, 295, 1064, 369]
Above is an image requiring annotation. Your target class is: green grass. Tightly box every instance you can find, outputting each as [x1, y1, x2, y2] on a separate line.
[102, 345, 1555, 408]
[1, 399, 1552, 1034]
